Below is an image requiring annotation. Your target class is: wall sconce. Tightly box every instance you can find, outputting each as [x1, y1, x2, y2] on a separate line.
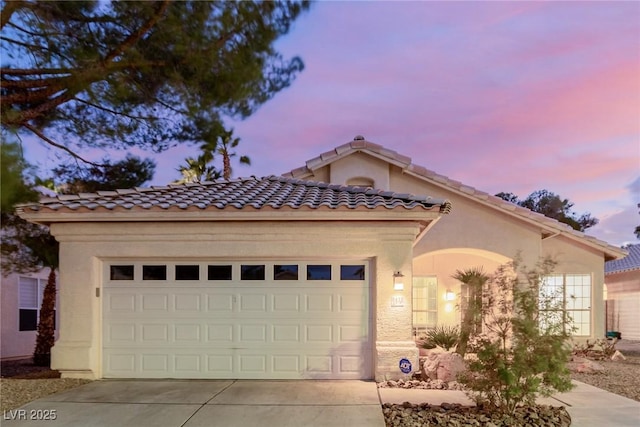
[444, 289, 455, 301]
[393, 271, 404, 291]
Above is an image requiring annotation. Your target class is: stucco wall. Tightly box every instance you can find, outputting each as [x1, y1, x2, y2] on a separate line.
[49, 220, 422, 380]
[313, 151, 609, 341]
[329, 152, 390, 190]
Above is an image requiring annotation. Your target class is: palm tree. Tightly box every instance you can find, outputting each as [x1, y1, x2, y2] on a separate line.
[175, 153, 221, 184]
[214, 130, 251, 180]
[452, 267, 489, 357]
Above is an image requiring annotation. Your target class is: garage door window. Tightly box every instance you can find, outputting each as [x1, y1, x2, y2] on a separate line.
[241, 265, 265, 280]
[176, 265, 199, 280]
[110, 265, 134, 280]
[340, 265, 365, 280]
[208, 265, 232, 280]
[143, 265, 167, 280]
[307, 265, 331, 280]
[274, 265, 298, 280]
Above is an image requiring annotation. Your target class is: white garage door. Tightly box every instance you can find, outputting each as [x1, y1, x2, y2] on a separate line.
[102, 261, 371, 379]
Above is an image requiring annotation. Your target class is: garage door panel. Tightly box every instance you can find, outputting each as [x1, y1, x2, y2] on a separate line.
[103, 260, 371, 379]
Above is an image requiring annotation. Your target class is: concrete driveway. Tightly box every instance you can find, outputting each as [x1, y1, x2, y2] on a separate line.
[2, 380, 386, 427]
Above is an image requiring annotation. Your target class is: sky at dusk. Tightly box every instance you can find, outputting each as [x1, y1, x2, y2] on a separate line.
[24, 1, 640, 246]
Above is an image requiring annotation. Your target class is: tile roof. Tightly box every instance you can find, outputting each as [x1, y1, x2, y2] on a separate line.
[282, 138, 625, 260]
[606, 244, 640, 274]
[17, 175, 451, 215]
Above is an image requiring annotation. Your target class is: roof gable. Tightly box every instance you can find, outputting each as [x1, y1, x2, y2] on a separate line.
[282, 137, 626, 261]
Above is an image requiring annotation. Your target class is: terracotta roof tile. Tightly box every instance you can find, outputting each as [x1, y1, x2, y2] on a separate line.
[18, 176, 451, 215]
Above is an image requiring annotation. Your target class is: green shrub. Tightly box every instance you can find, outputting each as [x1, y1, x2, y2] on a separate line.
[457, 256, 574, 414]
[423, 325, 460, 351]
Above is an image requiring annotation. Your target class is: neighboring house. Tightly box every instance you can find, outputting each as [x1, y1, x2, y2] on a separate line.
[1, 269, 58, 360]
[605, 244, 640, 340]
[16, 137, 625, 380]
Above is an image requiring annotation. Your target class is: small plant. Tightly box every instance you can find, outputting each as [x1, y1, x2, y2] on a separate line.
[423, 325, 460, 351]
[452, 267, 489, 356]
[457, 256, 574, 414]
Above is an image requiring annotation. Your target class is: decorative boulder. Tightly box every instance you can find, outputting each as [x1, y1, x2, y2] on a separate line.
[570, 357, 606, 373]
[422, 349, 466, 382]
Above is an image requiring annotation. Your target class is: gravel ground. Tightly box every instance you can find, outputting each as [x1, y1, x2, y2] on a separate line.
[0, 358, 92, 413]
[569, 340, 640, 402]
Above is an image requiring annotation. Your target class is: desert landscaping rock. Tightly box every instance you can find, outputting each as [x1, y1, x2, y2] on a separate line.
[381, 402, 572, 427]
[422, 351, 466, 383]
[378, 378, 466, 391]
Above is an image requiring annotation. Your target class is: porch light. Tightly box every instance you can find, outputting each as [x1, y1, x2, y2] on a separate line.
[393, 271, 404, 291]
[444, 289, 455, 301]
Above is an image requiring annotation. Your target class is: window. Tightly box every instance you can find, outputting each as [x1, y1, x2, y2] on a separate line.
[241, 265, 265, 280]
[541, 274, 591, 336]
[208, 265, 232, 280]
[175, 265, 199, 280]
[274, 265, 298, 280]
[413, 277, 437, 337]
[19, 276, 55, 332]
[307, 265, 331, 280]
[340, 265, 365, 280]
[110, 265, 134, 280]
[143, 265, 167, 280]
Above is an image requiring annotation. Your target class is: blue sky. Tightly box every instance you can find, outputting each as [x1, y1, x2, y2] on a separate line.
[24, 1, 640, 246]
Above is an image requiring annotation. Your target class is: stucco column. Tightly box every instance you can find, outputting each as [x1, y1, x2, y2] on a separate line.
[374, 239, 419, 381]
[50, 238, 98, 379]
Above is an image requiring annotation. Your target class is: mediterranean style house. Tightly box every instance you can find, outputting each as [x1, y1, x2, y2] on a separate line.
[16, 137, 625, 380]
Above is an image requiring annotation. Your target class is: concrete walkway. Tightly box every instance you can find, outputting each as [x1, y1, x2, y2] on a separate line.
[379, 380, 640, 427]
[2, 380, 385, 427]
[3, 379, 639, 426]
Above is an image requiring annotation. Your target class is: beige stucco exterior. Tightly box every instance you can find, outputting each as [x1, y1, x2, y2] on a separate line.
[296, 145, 623, 343]
[47, 219, 439, 380]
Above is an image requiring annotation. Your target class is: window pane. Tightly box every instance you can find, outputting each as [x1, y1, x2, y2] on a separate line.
[110, 265, 134, 280]
[241, 265, 265, 280]
[274, 265, 298, 280]
[340, 265, 365, 280]
[143, 265, 167, 280]
[175, 265, 199, 280]
[307, 265, 331, 280]
[413, 277, 438, 330]
[19, 309, 37, 331]
[19, 277, 38, 308]
[208, 265, 232, 280]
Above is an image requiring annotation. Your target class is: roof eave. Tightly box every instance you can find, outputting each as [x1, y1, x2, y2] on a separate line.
[17, 206, 444, 226]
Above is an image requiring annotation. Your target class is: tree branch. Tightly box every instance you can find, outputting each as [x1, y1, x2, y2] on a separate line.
[74, 97, 158, 121]
[22, 124, 103, 167]
[1, 67, 73, 76]
[1, 1, 25, 31]
[102, 0, 171, 66]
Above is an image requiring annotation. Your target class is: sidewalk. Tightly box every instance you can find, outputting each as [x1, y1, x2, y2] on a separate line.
[378, 381, 640, 427]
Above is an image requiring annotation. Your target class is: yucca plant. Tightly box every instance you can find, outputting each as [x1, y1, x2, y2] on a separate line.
[424, 325, 460, 351]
